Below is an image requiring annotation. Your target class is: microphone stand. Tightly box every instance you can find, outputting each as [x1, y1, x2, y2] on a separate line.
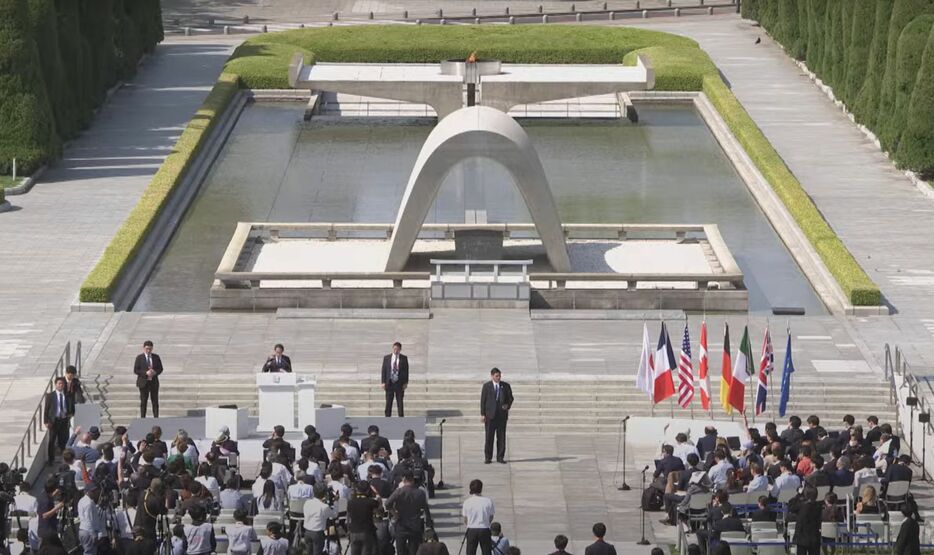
[616, 416, 631, 491]
[637, 465, 650, 545]
[437, 418, 447, 489]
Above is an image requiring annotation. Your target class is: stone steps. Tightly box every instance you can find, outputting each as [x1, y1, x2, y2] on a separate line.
[89, 372, 897, 435]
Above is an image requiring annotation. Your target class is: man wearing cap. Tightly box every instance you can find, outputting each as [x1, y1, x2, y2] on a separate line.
[381, 342, 409, 417]
[133, 340, 163, 418]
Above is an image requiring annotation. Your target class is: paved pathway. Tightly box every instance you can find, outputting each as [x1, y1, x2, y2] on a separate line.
[621, 15, 934, 370]
[0, 36, 239, 378]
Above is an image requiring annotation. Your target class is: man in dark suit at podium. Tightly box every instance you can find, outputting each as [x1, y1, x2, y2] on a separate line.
[381, 342, 408, 417]
[262, 343, 292, 373]
[480, 368, 513, 464]
[133, 340, 163, 418]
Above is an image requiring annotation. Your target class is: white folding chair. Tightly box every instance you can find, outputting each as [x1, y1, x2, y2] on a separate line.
[888, 513, 907, 543]
[750, 530, 780, 542]
[682, 493, 711, 530]
[882, 480, 910, 512]
[721, 538, 752, 555]
[775, 488, 797, 504]
[750, 521, 778, 533]
[814, 485, 831, 500]
[756, 543, 787, 555]
[854, 514, 885, 545]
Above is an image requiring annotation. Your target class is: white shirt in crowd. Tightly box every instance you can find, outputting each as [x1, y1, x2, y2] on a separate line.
[707, 460, 733, 489]
[303, 498, 337, 533]
[270, 462, 291, 494]
[77, 494, 103, 535]
[745, 474, 769, 493]
[15, 493, 38, 514]
[259, 536, 290, 555]
[226, 522, 257, 555]
[673, 442, 699, 468]
[288, 482, 314, 501]
[196, 475, 221, 500]
[357, 460, 388, 481]
[771, 472, 801, 497]
[328, 480, 350, 500]
[70, 461, 86, 491]
[184, 522, 214, 555]
[462, 495, 495, 529]
[252, 477, 267, 500]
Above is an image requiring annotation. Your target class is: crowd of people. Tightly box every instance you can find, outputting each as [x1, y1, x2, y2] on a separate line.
[644, 412, 923, 555]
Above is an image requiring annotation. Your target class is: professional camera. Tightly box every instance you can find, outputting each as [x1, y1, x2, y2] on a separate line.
[0, 463, 25, 495]
[54, 468, 78, 502]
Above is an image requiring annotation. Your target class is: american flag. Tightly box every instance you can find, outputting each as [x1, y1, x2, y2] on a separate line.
[755, 327, 773, 416]
[678, 322, 695, 408]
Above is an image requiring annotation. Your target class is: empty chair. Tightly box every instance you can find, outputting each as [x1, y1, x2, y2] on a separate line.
[882, 480, 910, 512]
[854, 514, 885, 544]
[775, 488, 797, 505]
[814, 485, 831, 500]
[720, 539, 752, 555]
[820, 521, 841, 542]
[720, 531, 748, 541]
[682, 493, 711, 531]
[750, 530, 780, 541]
[756, 543, 787, 555]
[750, 521, 778, 533]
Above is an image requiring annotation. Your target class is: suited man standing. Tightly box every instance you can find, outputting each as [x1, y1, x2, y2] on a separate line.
[44, 376, 74, 463]
[480, 368, 513, 464]
[381, 342, 408, 417]
[262, 343, 292, 373]
[133, 340, 163, 418]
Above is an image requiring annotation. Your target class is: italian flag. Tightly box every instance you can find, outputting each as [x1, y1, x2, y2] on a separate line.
[720, 323, 732, 414]
[729, 325, 755, 413]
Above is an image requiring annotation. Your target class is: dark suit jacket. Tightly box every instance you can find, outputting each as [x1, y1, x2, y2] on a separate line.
[262, 354, 292, 373]
[583, 540, 617, 555]
[697, 434, 718, 460]
[480, 380, 514, 421]
[805, 469, 831, 489]
[793, 500, 823, 547]
[415, 543, 450, 555]
[884, 463, 913, 486]
[381, 354, 409, 386]
[654, 454, 685, 479]
[43, 391, 74, 425]
[781, 428, 804, 446]
[133, 353, 163, 389]
[64, 377, 85, 404]
[865, 427, 883, 446]
[750, 508, 776, 522]
[361, 435, 392, 455]
[894, 517, 921, 555]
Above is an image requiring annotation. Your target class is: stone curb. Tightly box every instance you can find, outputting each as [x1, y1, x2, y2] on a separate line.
[3, 165, 47, 196]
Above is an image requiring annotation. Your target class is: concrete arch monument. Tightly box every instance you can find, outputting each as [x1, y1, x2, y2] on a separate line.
[385, 106, 571, 272]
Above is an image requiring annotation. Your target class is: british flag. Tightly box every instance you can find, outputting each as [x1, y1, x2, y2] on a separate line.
[755, 327, 773, 416]
[677, 323, 695, 408]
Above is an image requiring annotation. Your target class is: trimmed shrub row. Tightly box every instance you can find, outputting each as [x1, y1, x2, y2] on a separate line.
[79, 73, 240, 303]
[226, 25, 712, 89]
[744, 0, 934, 179]
[0, 0, 163, 176]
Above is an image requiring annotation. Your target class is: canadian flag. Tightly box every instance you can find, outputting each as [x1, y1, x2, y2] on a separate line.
[653, 322, 676, 404]
[699, 321, 711, 410]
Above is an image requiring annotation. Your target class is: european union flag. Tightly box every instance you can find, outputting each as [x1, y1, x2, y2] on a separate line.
[778, 332, 794, 417]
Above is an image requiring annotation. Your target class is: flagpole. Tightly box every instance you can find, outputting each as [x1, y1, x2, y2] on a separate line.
[647, 316, 654, 418]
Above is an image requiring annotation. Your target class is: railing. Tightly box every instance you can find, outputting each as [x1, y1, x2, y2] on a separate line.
[10, 341, 81, 470]
[431, 259, 532, 282]
[884, 343, 934, 481]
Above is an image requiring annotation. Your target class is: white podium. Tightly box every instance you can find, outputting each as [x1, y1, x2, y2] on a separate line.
[296, 375, 317, 428]
[256, 373, 296, 431]
[206, 407, 250, 440]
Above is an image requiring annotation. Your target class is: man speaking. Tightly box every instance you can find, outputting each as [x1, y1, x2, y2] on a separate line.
[381, 342, 408, 417]
[133, 340, 163, 418]
[480, 368, 513, 464]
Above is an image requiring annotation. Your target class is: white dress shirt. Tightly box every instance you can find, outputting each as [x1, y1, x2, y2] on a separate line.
[303, 498, 337, 532]
[462, 495, 495, 529]
[288, 482, 314, 501]
[707, 460, 733, 489]
[674, 442, 699, 468]
[746, 474, 769, 493]
[77, 494, 103, 535]
[771, 472, 801, 497]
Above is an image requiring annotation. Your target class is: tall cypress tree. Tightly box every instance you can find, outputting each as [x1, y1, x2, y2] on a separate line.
[853, 0, 895, 127]
[843, 0, 877, 106]
[0, 0, 59, 174]
[896, 24, 934, 176]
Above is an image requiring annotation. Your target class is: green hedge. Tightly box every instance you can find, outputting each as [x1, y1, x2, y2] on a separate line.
[0, 0, 161, 176]
[703, 76, 880, 306]
[896, 27, 934, 175]
[226, 25, 711, 89]
[79, 73, 240, 302]
[748, 0, 934, 178]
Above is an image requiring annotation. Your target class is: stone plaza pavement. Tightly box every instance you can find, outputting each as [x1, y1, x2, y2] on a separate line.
[2, 11, 934, 550]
